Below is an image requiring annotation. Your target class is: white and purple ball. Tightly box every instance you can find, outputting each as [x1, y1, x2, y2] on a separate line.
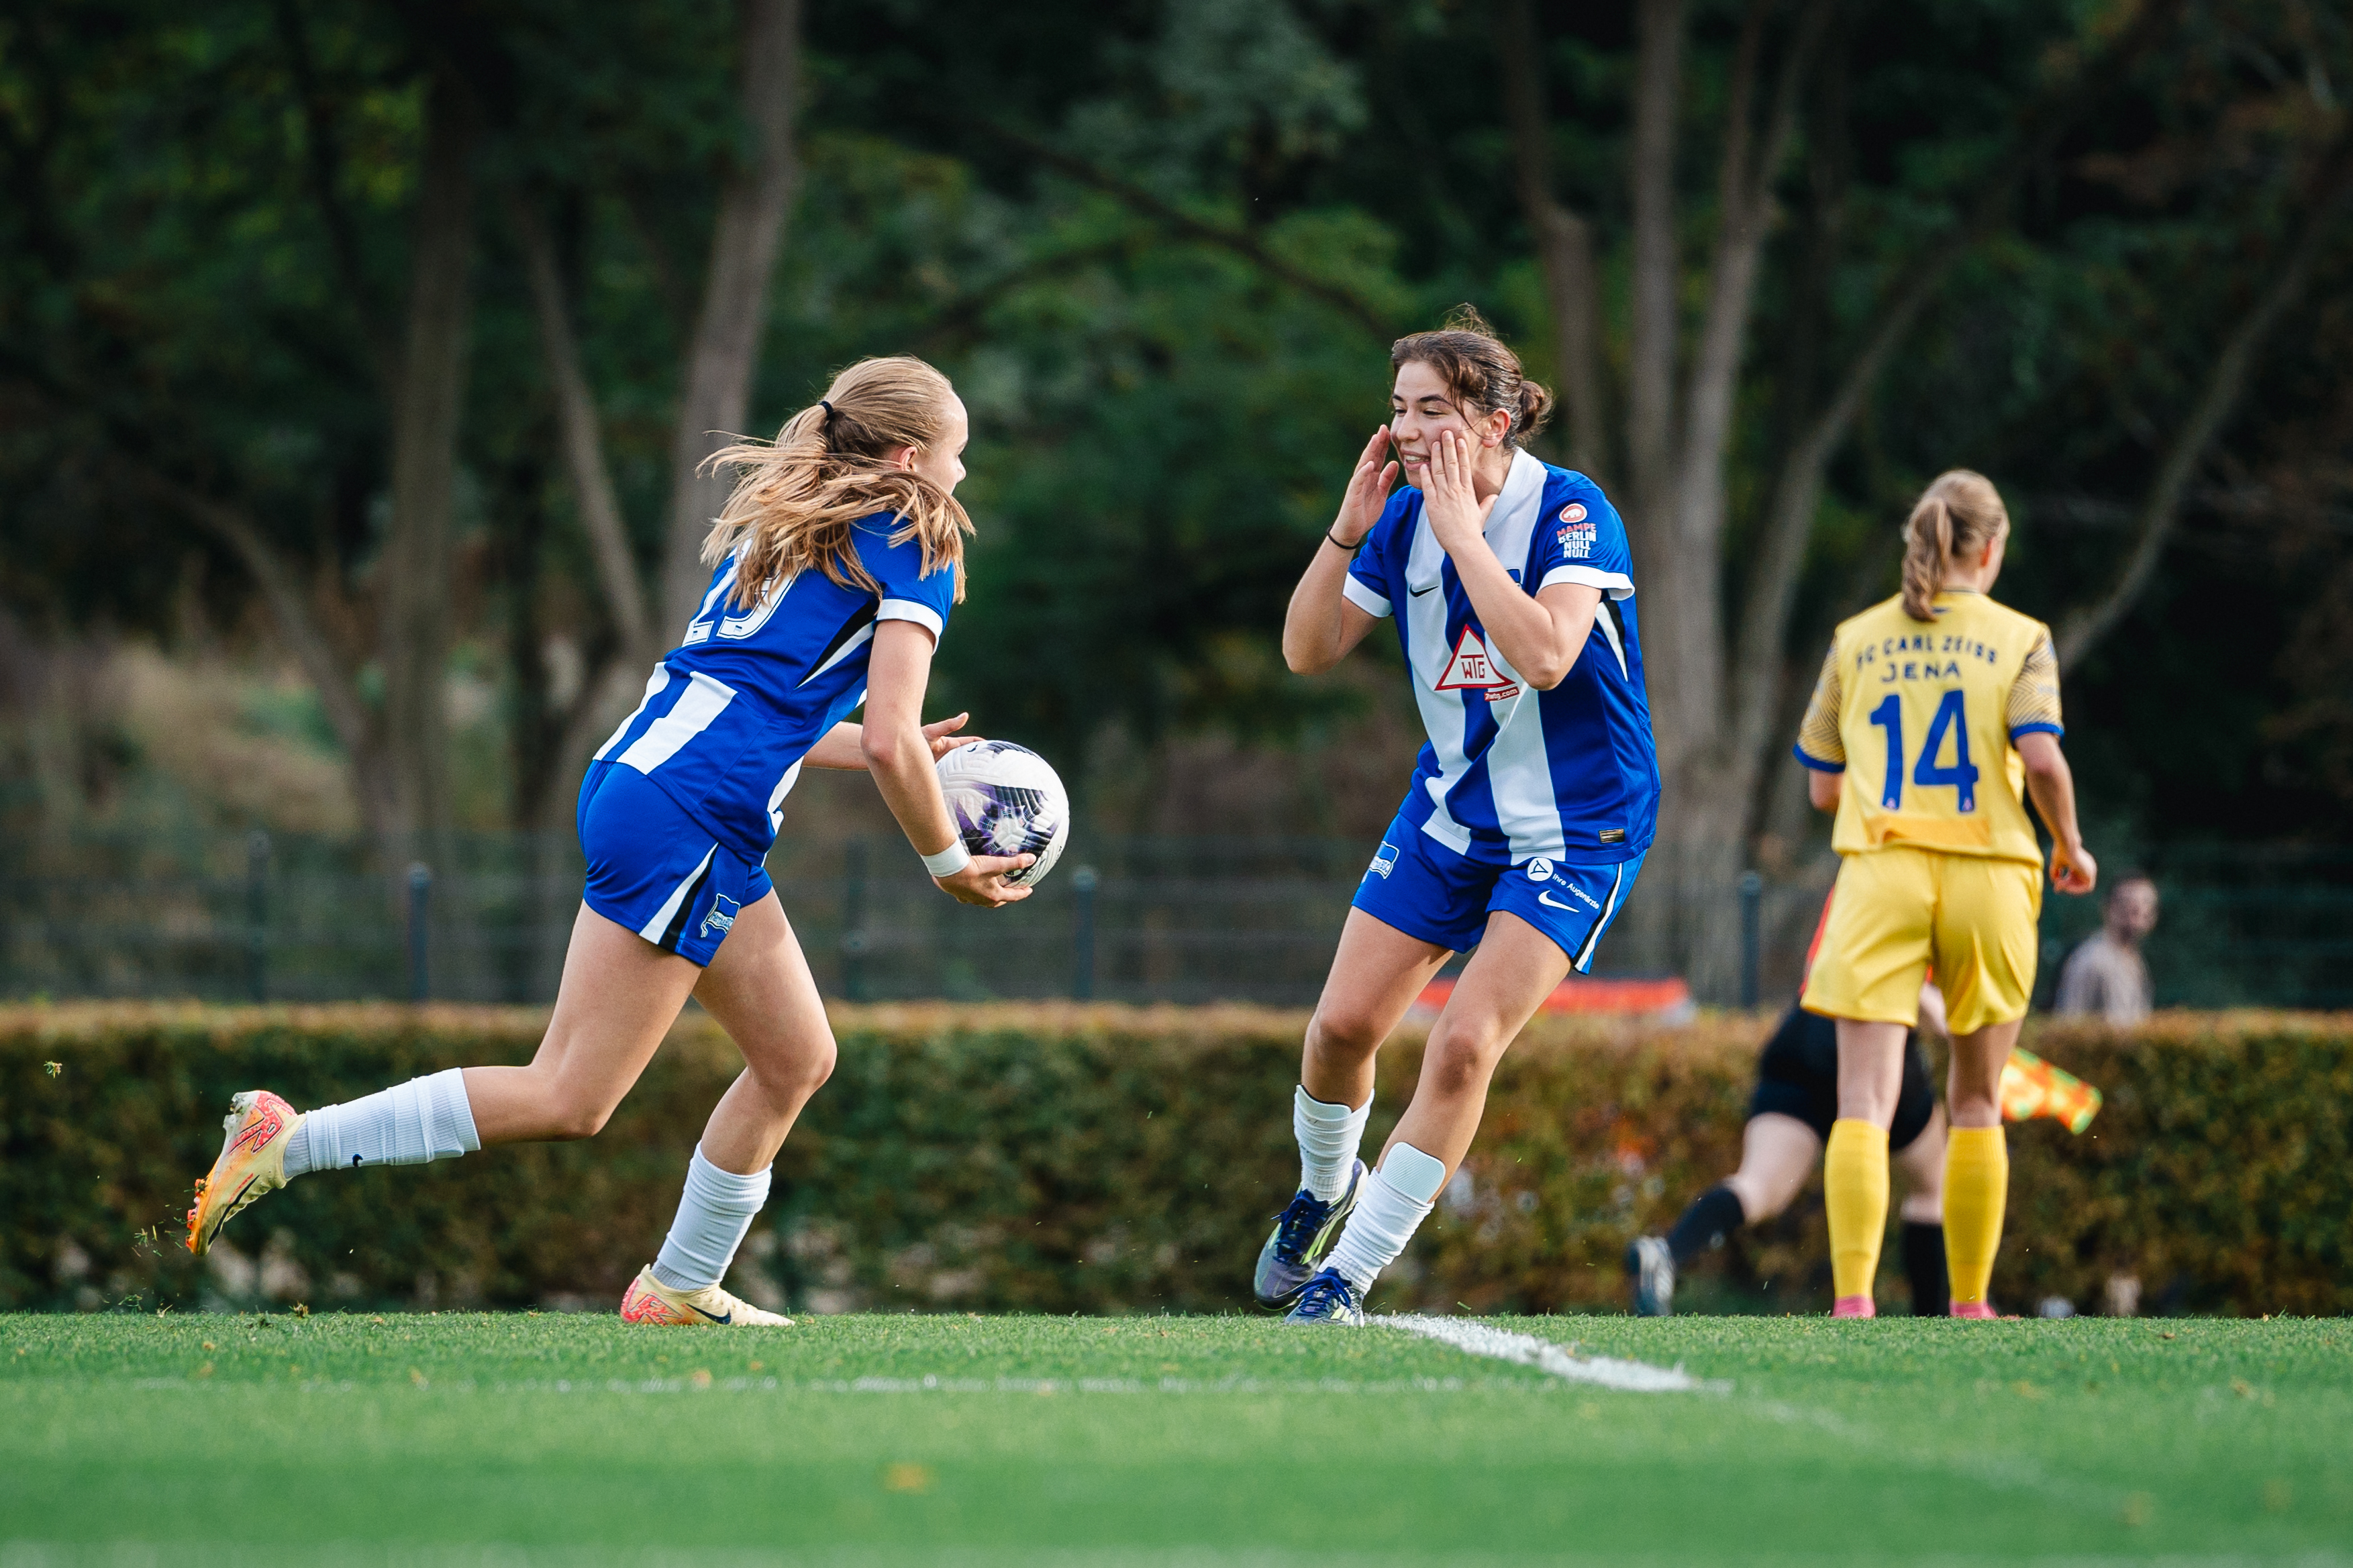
[934, 740, 1070, 887]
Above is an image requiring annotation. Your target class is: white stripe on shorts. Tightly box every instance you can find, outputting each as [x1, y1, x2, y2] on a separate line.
[637, 845, 718, 946]
[1572, 861, 1626, 972]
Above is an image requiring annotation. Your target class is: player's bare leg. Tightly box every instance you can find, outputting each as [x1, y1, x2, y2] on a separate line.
[691, 891, 838, 1172]
[189, 905, 695, 1254]
[1824, 1018, 1909, 1317]
[1722, 1114, 1825, 1225]
[1259, 910, 1452, 1309]
[1942, 1020, 2022, 1316]
[1381, 912, 1572, 1170]
[1289, 912, 1566, 1324]
[619, 891, 828, 1328]
[462, 905, 703, 1144]
[1631, 1111, 1822, 1316]
[1300, 908, 1452, 1110]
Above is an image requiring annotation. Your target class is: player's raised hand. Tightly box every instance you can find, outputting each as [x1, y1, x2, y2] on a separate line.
[921, 713, 986, 760]
[937, 853, 1036, 908]
[2050, 839, 2098, 896]
[1422, 429, 1495, 556]
[1331, 425, 1397, 547]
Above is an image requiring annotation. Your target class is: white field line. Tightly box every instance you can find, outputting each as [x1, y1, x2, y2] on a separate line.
[1380, 1320, 2153, 1512]
[1381, 1314, 1725, 1394]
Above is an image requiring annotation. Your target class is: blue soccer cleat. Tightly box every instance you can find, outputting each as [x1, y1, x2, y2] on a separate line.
[1252, 1159, 1366, 1309]
[1284, 1267, 1365, 1326]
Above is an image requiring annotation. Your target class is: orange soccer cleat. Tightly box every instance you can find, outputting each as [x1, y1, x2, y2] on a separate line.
[185, 1090, 303, 1255]
[618, 1265, 792, 1327]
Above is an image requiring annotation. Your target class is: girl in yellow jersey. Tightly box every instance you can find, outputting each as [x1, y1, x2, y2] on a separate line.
[1792, 470, 2097, 1318]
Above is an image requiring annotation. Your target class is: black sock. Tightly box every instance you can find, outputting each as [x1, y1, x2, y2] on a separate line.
[1903, 1221, 1949, 1316]
[1664, 1184, 1748, 1265]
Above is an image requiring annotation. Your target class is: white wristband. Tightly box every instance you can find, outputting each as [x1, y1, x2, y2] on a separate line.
[920, 840, 972, 878]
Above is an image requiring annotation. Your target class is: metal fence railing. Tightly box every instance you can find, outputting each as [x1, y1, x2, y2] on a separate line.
[2, 831, 2346, 1010]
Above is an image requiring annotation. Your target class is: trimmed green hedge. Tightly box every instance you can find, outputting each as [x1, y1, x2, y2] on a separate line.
[3, 1004, 2346, 1316]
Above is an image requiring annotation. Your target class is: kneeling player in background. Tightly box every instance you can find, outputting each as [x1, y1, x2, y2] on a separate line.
[1628, 981, 1950, 1318]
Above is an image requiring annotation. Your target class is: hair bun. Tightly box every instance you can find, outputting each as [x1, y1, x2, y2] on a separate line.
[1515, 379, 1553, 437]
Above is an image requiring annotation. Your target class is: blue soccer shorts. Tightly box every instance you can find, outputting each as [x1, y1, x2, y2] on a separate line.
[1351, 816, 1643, 971]
[577, 761, 772, 967]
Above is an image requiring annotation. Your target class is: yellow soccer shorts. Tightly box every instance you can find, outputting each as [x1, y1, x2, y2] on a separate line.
[1801, 846, 2043, 1037]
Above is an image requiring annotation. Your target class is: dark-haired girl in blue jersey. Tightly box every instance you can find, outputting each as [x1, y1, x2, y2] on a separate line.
[1262, 309, 1662, 1324]
[187, 356, 1034, 1326]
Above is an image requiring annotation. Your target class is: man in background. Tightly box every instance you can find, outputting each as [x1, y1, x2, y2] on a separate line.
[2055, 874, 2159, 1025]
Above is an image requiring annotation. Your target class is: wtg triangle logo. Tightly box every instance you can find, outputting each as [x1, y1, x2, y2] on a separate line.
[1434, 627, 1520, 702]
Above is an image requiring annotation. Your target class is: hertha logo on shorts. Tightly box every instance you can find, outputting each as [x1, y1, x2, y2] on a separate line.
[1368, 843, 1400, 880]
[699, 892, 740, 939]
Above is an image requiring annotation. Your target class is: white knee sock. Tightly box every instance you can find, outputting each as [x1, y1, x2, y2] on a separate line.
[651, 1145, 772, 1293]
[283, 1069, 479, 1178]
[1295, 1085, 1372, 1201]
[1324, 1142, 1446, 1292]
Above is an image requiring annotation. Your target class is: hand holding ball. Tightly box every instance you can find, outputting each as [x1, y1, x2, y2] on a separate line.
[934, 741, 1070, 888]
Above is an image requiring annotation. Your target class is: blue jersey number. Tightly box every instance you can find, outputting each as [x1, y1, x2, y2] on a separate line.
[1913, 688, 1979, 812]
[1867, 695, 1904, 809]
[1868, 690, 1978, 813]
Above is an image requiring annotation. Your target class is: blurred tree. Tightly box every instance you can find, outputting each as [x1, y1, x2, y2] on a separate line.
[3, 0, 2350, 996]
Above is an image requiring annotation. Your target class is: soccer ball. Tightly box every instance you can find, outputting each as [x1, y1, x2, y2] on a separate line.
[934, 740, 1070, 887]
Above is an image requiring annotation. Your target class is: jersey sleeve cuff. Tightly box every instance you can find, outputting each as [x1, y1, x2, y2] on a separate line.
[1539, 565, 1634, 600]
[877, 598, 945, 641]
[1793, 745, 1846, 774]
[1342, 575, 1393, 619]
[2009, 721, 2064, 741]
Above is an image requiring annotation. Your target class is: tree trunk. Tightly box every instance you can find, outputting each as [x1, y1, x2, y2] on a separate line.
[1623, 0, 1683, 549]
[379, 62, 478, 865]
[516, 197, 655, 665]
[1494, 0, 1608, 478]
[658, 0, 803, 638]
[1636, 1, 1833, 994]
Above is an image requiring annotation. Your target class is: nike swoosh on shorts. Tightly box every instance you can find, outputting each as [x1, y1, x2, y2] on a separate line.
[1538, 890, 1595, 912]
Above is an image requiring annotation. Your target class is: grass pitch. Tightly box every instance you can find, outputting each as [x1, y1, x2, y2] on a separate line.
[3, 1310, 2348, 1566]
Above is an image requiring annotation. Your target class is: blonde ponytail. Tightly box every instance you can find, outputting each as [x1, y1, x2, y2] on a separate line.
[701, 356, 971, 608]
[1899, 470, 2009, 621]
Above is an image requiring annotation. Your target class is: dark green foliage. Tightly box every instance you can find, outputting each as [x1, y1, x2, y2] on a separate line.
[1429, 1012, 2353, 1318]
[6, 1, 2352, 855]
[4, 1003, 2346, 1317]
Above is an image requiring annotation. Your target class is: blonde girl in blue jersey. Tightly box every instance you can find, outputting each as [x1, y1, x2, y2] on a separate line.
[1262, 309, 1661, 1324]
[185, 357, 1035, 1326]
[1794, 470, 2097, 1318]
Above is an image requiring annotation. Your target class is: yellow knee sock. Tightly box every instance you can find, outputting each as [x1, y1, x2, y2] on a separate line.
[1943, 1126, 2009, 1307]
[1824, 1118, 1890, 1302]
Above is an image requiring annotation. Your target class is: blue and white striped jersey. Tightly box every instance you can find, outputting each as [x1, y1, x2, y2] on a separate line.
[1344, 450, 1659, 866]
[591, 514, 956, 857]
